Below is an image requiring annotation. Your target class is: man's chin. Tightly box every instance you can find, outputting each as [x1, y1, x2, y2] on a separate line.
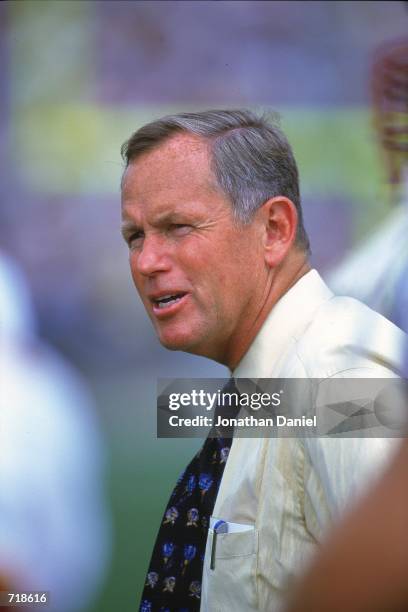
[159, 335, 196, 352]
[157, 331, 205, 355]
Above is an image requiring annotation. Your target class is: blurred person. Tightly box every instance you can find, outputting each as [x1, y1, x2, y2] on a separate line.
[284, 435, 408, 612]
[120, 109, 405, 612]
[328, 37, 408, 326]
[0, 251, 111, 611]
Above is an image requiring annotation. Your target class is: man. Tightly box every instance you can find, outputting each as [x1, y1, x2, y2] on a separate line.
[120, 109, 404, 611]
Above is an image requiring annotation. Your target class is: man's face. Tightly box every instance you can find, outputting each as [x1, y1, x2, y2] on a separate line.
[121, 133, 268, 365]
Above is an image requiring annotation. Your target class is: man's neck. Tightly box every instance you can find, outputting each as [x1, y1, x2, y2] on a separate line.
[225, 252, 311, 371]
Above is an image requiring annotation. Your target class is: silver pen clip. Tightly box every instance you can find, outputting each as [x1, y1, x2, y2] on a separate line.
[210, 519, 228, 570]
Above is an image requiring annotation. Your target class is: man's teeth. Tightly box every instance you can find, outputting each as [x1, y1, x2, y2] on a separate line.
[156, 294, 183, 308]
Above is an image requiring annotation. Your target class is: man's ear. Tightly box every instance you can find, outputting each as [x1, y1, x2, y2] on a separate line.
[259, 196, 298, 268]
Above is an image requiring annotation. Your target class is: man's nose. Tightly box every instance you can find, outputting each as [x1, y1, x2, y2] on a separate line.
[134, 234, 171, 276]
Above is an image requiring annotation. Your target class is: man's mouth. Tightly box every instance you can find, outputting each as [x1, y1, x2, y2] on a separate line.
[153, 293, 186, 309]
[149, 292, 189, 316]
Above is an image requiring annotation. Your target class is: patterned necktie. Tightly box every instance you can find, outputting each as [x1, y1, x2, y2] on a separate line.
[139, 379, 239, 612]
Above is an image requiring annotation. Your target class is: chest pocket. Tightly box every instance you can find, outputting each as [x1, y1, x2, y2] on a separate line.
[201, 519, 258, 612]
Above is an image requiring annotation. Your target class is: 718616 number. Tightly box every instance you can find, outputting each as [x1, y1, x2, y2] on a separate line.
[8, 592, 48, 604]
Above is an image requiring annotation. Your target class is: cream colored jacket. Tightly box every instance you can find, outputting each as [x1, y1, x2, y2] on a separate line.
[201, 270, 405, 612]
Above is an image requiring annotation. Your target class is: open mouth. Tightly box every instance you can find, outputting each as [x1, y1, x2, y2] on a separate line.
[153, 293, 187, 309]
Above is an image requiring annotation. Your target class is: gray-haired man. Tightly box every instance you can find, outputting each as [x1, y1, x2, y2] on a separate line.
[121, 109, 404, 611]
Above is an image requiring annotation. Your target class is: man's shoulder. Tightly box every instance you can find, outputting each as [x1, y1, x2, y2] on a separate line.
[292, 294, 405, 378]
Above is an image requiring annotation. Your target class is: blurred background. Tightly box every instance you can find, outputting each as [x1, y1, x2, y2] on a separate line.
[0, 1, 407, 611]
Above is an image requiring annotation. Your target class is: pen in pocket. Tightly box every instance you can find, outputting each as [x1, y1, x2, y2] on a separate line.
[210, 519, 229, 570]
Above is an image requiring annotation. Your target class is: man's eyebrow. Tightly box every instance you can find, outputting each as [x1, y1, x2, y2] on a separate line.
[154, 209, 196, 224]
[153, 211, 178, 225]
[120, 208, 195, 238]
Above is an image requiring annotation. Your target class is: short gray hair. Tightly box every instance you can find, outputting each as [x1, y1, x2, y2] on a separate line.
[121, 108, 309, 250]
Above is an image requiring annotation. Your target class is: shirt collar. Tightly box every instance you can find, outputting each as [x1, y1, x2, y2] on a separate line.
[233, 269, 333, 379]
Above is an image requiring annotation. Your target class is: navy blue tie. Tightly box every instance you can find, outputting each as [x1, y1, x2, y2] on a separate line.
[139, 380, 239, 612]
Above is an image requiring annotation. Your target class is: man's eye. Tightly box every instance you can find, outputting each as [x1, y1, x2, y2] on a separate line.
[128, 232, 144, 248]
[170, 224, 192, 236]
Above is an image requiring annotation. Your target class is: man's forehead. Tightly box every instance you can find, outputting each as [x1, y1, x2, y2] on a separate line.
[121, 134, 221, 210]
[123, 133, 213, 184]
[150, 132, 211, 159]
